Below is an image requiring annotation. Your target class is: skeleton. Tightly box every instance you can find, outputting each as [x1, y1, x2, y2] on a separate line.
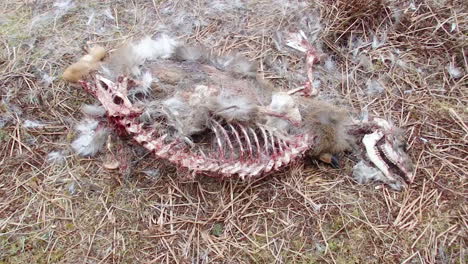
[69, 32, 415, 190]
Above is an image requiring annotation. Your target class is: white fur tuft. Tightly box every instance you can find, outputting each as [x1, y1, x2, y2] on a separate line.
[141, 71, 154, 93]
[227, 56, 257, 77]
[71, 119, 109, 157]
[163, 97, 190, 120]
[371, 33, 387, 49]
[366, 79, 384, 95]
[324, 57, 335, 71]
[129, 72, 154, 98]
[81, 104, 106, 117]
[265, 92, 302, 132]
[132, 34, 179, 62]
[53, 0, 75, 10]
[174, 45, 207, 61]
[447, 63, 462, 79]
[352, 161, 386, 184]
[41, 73, 56, 86]
[23, 120, 45, 128]
[47, 151, 66, 163]
[312, 80, 321, 90]
[132, 37, 157, 61]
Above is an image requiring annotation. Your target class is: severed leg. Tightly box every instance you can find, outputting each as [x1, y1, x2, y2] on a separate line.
[285, 30, 320, 97]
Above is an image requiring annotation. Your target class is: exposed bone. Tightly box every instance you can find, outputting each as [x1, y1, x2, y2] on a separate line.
[267, 128, 277, 156]
[285, 31, 310, 52]
[71, 37, 415, 190]
[381, 142, 414, 183]
[249, 127, 262, 157]
[211, 122, 225, 158]
[213, 120, 234, 158]
[277, 135, 284, 152]
[366, 118, 415, 183]
[362, 130, 399, 184]
[229, 123, 245, 158]
[285, 30, 319, 96]
[238, 124, 253, 157]
[258, 126, 270, 155]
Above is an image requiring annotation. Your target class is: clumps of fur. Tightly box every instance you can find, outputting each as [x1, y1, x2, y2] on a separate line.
[225, 56, 257, 77]
[46, 151, 66, 163]
[80, 104, 106, 117]
[103, 35, 179, 78]
[174, 45, 209, 62]
[265, 92, 302, 132]
[23, 120, 45, 128]
[151, 65, 186, 86]
[366, 79, 385, 95]
[173, 45, 257, 78]
[134, 34, 179, 61]
[301, 99, 353, 158]
[447, 62, 463, 79]
[138, 101, 162, 124]
[140, 71, 155, 94]
[208, 96, 258, 122]
[162, 97, 209, 137]
[71, 119, 109, 156]
[129, 72, 154, 98]
[353, 161, 404, 190]
[63, 46, 107, 82]
[41, 72, 56, 86]
[29, 0, 76, 31]
[158, 84, 262, 137]
[102, 44, 140, 77]
[211, 55, 257, 78]
[353, 160, 386, 183]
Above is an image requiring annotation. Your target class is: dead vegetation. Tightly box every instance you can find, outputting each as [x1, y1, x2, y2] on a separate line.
[0, 0, 466, 263]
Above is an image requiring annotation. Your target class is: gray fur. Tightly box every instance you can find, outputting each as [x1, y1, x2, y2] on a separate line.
[209, 96, 258, 122]
[174, 45, 209, 62]
[81, 104, 106, 117]
[300, 98, 354, 157]
[162, 96, 209, 137]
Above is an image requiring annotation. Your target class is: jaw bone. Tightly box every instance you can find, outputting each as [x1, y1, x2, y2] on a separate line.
[361, 118, 415, 189]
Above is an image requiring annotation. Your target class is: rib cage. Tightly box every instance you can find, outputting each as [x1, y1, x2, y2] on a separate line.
[82, 76, 313, 179]
[126, 116, 310, 178]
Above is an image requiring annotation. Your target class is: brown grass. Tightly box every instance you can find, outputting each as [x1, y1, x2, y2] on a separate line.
[0, 0, 467, 263]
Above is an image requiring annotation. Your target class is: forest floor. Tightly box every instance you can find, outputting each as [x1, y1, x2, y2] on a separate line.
[0, 0, 466, 263]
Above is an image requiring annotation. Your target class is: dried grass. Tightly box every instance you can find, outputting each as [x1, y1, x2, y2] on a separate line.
[0, 0, 466, 263]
